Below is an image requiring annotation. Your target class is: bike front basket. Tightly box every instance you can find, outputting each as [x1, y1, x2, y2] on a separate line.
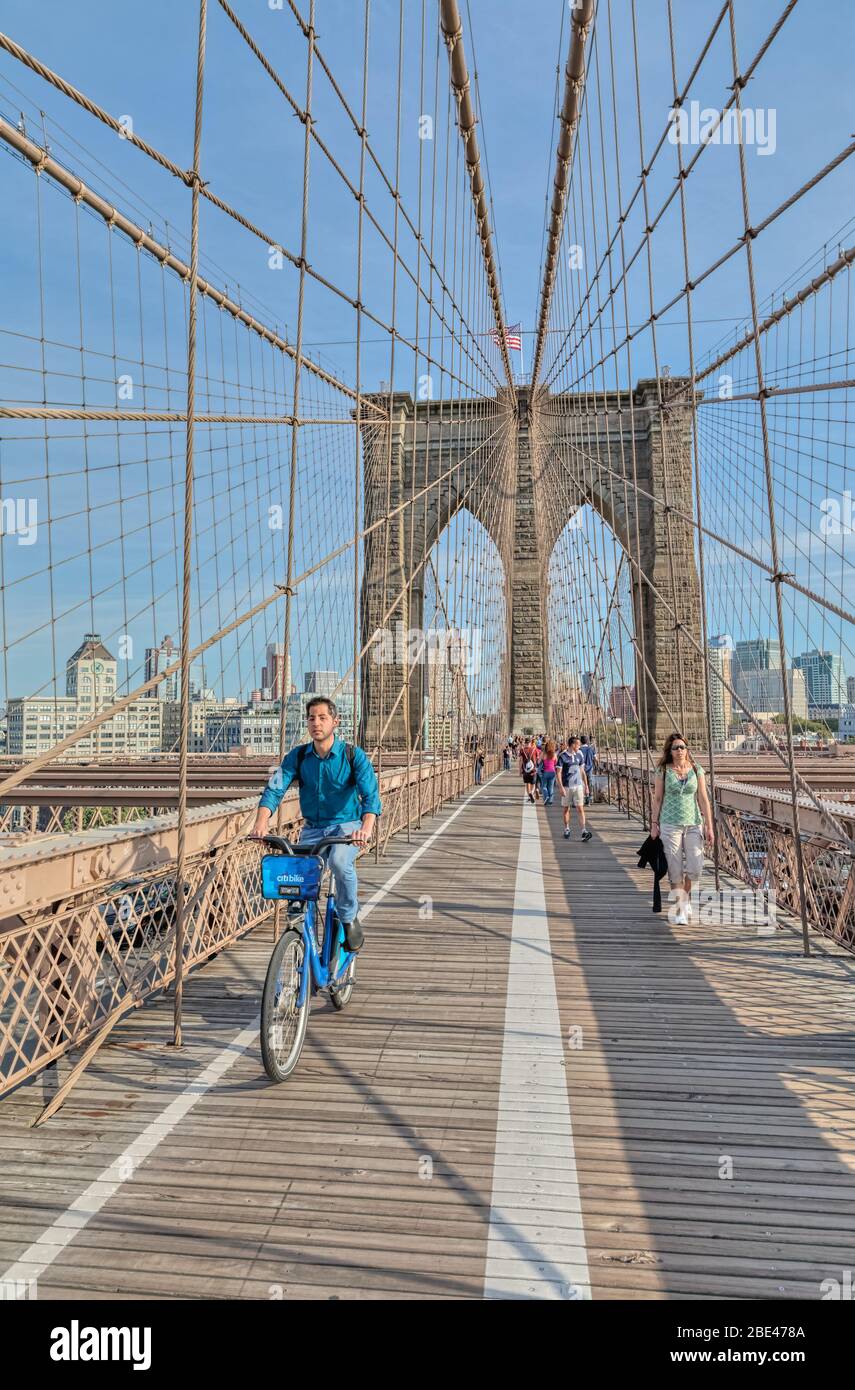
[261, 853, 323, 901]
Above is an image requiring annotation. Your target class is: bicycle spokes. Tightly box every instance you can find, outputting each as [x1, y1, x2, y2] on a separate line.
[269, 938, 302, 1065]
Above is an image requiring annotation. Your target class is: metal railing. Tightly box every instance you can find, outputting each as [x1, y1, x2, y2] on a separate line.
[0, 753, 495, 1101]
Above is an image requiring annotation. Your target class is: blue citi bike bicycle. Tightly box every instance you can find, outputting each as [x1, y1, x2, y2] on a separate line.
[256, 833, 358, 1082]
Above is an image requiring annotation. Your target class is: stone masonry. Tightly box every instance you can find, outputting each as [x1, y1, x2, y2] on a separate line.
[358, 380, 705, 750]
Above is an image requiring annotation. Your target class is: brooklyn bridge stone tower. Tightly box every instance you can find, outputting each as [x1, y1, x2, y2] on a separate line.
[358, 378, 705, 750]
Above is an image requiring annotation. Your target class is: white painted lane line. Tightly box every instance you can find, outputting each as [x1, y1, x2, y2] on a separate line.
[484, 801, 592, 1300]
[2, 1023, 259, 1292]
[2, 771, 502, 1295]
[359, 770, 501, 921]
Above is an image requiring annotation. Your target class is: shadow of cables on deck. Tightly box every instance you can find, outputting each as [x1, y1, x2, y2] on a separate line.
[540, 804, 855, 1299]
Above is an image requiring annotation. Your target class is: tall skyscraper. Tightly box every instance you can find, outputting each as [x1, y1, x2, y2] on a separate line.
[794, 649, 846, 708]
[739, 668, 808, 719]
[609, 685, 637, 723]
[732, 637, 779, 700]
[144, 634, 179, 701]
[581, 671, 604, 709]
[189, 660, 214, 701]
[304, 670, 338, 696]
[707, 635, 733, 741]
[426, 657, 455, 750]
[261, 643, 290, 700]
[848, 676, 855, 705]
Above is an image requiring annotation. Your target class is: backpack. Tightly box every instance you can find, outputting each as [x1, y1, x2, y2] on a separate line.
[524, 758, 535, 773]
[293, 741, 357, 789]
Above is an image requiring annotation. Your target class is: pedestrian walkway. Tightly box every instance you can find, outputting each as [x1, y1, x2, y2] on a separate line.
[1, 775, 854, 1299]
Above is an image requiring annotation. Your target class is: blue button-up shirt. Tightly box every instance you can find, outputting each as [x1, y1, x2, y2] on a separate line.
[258, 737, 382, 827]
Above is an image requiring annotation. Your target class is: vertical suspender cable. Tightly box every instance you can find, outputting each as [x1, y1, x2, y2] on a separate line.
[439, 0, 513, 390]
[531, 0, 594, 388]
[726, 0, 810, 957]
[174, 0, 208, 1047]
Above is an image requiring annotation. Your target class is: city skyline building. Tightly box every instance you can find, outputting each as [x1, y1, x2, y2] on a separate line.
[708, 635, 734, 742]
[144, 634, 179, 701]
[8, 630, 163, 759]
[739, 668, 808, 719]
[794, 648, 847, 709]
[609, 685, 637, 724]
[261, 643, 291, 701]
[304, 670, 338, 697]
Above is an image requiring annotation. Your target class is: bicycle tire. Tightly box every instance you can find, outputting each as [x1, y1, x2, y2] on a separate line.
[329, 952, 357, 1010]
[260, 928, 309, 1082]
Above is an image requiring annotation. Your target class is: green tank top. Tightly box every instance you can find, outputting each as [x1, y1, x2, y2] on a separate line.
[659, 765, 703, 826]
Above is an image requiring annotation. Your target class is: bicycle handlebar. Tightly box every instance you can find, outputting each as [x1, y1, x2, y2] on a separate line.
[251, 833, 356, 856]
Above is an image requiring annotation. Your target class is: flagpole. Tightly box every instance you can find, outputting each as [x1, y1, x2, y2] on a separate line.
[518, 329, 526, 383]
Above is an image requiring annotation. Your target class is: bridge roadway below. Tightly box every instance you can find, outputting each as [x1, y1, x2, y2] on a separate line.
[1, 774, 854, 1299]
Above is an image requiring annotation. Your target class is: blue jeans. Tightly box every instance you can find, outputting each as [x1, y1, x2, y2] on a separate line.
[541, 770, 556, 804]
[298, 819, 362, 923]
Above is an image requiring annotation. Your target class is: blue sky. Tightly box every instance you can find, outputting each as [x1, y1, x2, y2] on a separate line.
[4, 0, 852, 375]
[1, 1, 854, 707]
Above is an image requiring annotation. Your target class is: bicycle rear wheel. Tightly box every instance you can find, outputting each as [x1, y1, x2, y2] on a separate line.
[260, 928, 309, 1081]
[329, 951, 357, 1010]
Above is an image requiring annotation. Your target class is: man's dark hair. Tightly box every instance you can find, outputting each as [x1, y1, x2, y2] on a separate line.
[306, 695, 338, 718]
[581, 735, 589, 743]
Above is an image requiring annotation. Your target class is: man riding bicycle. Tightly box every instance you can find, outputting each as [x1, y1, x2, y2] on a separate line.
[250, 695, 382, 951]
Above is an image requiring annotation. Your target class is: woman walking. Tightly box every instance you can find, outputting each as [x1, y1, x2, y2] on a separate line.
[519, 737, 538, 804]
[650, 731, 714, 925]
[540, 740, 558, 805]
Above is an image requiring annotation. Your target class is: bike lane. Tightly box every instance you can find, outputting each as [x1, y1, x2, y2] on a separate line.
[1, 773, 533, 1300]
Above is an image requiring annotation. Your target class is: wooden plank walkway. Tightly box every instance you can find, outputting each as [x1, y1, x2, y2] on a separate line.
[1, 772, 854, 1300]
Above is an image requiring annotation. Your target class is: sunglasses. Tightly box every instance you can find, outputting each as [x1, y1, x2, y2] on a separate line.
[671, 743, 687, 750]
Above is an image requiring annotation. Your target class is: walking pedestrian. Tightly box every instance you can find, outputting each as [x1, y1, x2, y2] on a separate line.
[474, 746, 485, 785]
[540, 740, 557, 805]
[519, 736, 538, 804]
[580, 734, 597, 804]
[559, 736, 592, 841]
[649, 731, 714, 925]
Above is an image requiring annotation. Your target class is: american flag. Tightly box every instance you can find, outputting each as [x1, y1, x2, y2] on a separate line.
[491, 321, 522, 351]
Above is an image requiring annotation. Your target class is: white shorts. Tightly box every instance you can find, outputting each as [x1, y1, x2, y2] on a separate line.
[659, 823, 704, 884]
[561, 785, 585, 808]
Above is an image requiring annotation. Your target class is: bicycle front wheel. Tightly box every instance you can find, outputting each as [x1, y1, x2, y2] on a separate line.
[260, 928, 309, 1081]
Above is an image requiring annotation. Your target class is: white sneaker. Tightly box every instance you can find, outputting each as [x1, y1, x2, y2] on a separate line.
[685, 900, 693, 920]
[673, 907, 688, 926]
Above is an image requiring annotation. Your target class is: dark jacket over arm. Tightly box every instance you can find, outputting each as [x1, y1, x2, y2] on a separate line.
[637, 834, 670, 913]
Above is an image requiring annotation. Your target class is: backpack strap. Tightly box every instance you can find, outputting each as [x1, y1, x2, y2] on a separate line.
[293, 742, 311, 788]
[294, 741, 358, 789]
